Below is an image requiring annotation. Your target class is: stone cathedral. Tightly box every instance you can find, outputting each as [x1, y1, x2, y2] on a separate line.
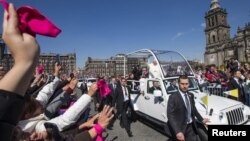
[204, 0, 250, 67]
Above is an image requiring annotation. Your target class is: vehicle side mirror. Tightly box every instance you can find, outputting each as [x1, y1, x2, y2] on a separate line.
[153, 90, 162, 97]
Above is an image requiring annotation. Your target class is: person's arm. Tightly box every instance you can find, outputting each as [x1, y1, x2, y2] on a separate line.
[36, 63, 61, 107]
[0, 4, 40, 96]
[0, 4, 40, 141]
[76, 105, 114, 140]
[167, 95, 182, 135]
[45, 79, 77, 119]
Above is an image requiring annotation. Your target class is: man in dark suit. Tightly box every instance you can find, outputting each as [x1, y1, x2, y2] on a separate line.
[228, 70, 246, 103]
[148, 81, 161, 93]
[109, 76, 117, 106]
[113, 78, 133, 137]
[167, 75, 209, 141]
[107, 76, 117, 130]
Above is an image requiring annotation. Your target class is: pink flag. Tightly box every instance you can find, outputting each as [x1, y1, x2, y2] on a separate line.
[37, 65, 44, 75]
[0, 0, 61, 37]
[97, 79, 111, 97]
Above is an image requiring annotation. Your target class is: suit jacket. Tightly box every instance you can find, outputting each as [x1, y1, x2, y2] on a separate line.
[108, 83, 117, 107]
[167, 91, 203, 136]
[113, 85, 131, 115]
[228, 78, 245, 103]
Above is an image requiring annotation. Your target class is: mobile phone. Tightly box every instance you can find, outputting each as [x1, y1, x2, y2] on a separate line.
[55, 54, 61, 65]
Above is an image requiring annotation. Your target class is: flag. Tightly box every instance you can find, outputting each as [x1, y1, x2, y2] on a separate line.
[202, 95, 208, 107]
[224, 89, 239, 98]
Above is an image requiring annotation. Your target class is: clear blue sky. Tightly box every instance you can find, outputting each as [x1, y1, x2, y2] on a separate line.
[0, 0, 250, 68]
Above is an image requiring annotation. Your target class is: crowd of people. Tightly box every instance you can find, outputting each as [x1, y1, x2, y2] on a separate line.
[195, 59, 250, 106]
[0, 4, 114, 141]
[1, 3, 249, 141]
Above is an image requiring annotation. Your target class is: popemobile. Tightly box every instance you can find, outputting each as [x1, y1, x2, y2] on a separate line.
[125, 49, 250, 135]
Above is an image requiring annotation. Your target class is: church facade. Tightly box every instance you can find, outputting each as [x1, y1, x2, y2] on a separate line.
[204, 0, 250, 67]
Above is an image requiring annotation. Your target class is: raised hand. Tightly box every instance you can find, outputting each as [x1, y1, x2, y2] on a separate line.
[2, 3, 40, 66]
[0, 3, 40, 95]
[97, 105, 114, 128]
[88, 83, 98, 97]
[79, 114, 99, 129]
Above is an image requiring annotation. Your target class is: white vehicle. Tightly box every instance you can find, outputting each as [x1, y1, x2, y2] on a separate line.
[77, 77, 97, 92]
[127, 49, 250, 133]
[77, 78, 85, 88]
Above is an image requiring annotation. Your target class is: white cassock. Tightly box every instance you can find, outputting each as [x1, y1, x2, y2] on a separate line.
[148, 63, 162, 78]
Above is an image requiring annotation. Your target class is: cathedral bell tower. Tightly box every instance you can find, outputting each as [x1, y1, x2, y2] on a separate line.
[204, 0, 231, 66]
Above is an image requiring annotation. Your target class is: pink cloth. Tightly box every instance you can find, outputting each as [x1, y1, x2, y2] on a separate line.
[0, 0, 61, 37]
[37, 65, 44, 74]
[97, 79, 111, 97]
[94, 124, 104, 141]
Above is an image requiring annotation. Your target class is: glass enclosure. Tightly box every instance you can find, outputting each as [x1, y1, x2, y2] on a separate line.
[126, 49, 194, 78]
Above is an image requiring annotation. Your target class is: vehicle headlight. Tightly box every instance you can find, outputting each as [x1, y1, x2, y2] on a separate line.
[219, 112, 224, 120]
[241, 105, 245, 111]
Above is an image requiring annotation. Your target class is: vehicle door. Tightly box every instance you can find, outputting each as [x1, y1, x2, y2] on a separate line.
[137, 79, 168, 122]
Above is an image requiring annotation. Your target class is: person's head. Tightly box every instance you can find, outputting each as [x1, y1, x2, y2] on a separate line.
[128, 73, 134, 79]
[244, 63, 249, 69]
[116, 75, 122, 82]
[178, 75, 189, 93]
[110, 76, 116, 84]
[153, 60, 158, 66]
[153, 81, 159, 87]
[22, 96, 44, 120]
[210, 65, 216, 72]
[233, 70, 242, 79]
[121, 78, 127, 86]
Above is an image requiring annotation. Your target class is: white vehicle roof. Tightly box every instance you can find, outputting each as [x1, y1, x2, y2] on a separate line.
[126, 49, 195, 78]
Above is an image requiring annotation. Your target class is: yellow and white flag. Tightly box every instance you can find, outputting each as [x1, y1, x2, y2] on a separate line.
[202, 95, 208, 107]
[224, 89, 239, 98]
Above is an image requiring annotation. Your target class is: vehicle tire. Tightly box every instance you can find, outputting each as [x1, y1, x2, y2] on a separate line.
[127, 105, 137, 122]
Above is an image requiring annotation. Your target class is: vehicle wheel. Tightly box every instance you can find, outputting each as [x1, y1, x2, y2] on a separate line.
[127, 105, 137, 122]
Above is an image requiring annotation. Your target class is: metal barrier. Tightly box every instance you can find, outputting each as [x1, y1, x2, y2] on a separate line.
[202, 83, 228, 97]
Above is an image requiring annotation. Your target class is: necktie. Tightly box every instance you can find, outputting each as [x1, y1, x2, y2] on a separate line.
[184, 94, 191, 122]
[124, 86, 128, 96]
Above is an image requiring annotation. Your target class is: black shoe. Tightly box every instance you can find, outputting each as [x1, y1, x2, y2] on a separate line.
[127, 130, 133, 137]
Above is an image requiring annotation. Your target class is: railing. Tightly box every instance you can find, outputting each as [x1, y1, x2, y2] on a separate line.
[201, 83, 228, 97]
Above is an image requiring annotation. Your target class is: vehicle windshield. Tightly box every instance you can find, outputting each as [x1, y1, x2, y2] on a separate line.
[126, 49, 194, 79]
[151, 51, 194, 78]
[163, 77, 199, 94]
[88, 79, 96, 83]
[78, 79, 84, 82]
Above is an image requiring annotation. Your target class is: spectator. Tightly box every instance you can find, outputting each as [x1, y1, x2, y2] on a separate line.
[227, 58, 239, 73]
[0, 4, 40, 140]
[228, 70, 246, 103]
